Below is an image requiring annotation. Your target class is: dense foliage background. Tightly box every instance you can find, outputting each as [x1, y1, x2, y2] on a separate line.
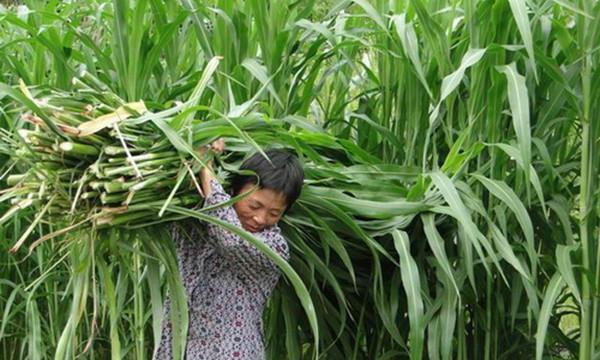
[0, 0, 598, 359]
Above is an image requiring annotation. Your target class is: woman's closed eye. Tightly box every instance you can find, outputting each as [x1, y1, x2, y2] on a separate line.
[249, 202, 261, 210]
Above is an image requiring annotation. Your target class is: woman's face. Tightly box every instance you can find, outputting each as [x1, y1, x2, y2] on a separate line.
[233, 183, 287, 233]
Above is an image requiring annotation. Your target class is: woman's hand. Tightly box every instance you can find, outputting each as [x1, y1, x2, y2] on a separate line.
[210, 138, 225, 154]
[198, 139, 225, 197]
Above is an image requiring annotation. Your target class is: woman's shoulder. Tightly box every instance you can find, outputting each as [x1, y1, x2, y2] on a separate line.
[262, 225, 290, 260]
[170, 218, 207, 238]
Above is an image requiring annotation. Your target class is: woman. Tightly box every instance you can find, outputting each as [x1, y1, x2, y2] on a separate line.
[154, 143, 304, 359]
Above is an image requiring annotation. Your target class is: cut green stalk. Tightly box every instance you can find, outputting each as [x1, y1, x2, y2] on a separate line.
[39, 154, 79, 166]
[59, 142, 100, 156]
[89, 181, 105, 190]
[102, 156, 179, 177]
[100, 192, 127, 205]
[130, 175, 168, 192]
[18, 129, 55, 146]
[107, 151, 177, 164]
[0, 198, 36, 225]
[104, 145, 143, 156]
[6, 174, 28, 186]
[54, 112, 87, 126]
[103, 181, 130, 194]
[81, 191, 99, 199]
[104, 211, 157, 225]
[108, 130, 155, 147]
[40, 162, 66, 170]
[9, 195, 56, 253]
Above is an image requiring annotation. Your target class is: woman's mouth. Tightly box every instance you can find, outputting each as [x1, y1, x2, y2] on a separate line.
[243, 223, 259, 233]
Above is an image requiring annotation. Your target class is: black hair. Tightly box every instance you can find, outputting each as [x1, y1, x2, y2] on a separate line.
[230, 149, 304, 210]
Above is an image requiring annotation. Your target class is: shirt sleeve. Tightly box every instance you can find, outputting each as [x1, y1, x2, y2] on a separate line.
[168, 221, 206, 294]
[203, 179, 290, 272]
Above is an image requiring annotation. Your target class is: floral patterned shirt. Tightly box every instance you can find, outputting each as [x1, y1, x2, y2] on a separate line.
[153, 180, 290, 359]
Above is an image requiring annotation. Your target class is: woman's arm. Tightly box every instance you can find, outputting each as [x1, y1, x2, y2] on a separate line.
[198, 138, 224, 198]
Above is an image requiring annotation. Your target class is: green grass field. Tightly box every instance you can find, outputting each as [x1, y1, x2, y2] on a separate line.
[0, 0, 598, 359]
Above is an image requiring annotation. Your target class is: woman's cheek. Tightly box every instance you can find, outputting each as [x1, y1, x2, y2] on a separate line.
[266, 215, 280, 227]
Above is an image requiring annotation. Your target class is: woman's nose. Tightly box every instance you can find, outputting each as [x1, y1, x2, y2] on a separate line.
[253, 212, 266, 224]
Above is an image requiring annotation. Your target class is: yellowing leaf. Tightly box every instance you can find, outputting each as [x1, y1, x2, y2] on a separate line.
[77, 101, 147, 136]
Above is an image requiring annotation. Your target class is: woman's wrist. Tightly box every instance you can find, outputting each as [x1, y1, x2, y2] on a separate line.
[196, 138, 225, 198]
[200, 165, 215, 197]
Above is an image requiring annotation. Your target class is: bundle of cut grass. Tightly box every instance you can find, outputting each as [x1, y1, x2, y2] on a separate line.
[0, 60, 226, 253]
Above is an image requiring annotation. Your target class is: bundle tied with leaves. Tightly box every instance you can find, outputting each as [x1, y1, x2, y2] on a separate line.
[0, 59, 239, 254]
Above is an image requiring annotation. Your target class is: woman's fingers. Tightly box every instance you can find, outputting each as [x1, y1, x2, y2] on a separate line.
[194, 139, 223, 165]
[196, 146, 208, 155]
[211, 138, 225, 154]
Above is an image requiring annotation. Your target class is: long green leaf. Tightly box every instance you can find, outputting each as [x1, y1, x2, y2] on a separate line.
[496, 63, 532, 195]
[507, 0, 537, 80]
[393, 230, 424, 360]
[536, 273, 565, 360]
[421, 213, 460, 297]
